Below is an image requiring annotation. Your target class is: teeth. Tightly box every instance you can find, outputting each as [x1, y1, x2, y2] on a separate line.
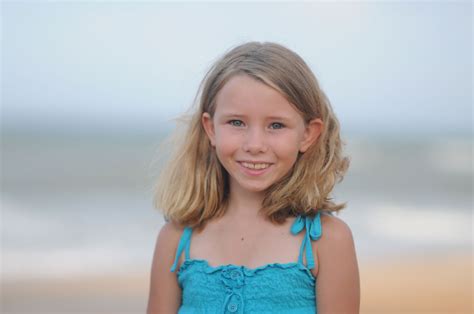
[241, 162, 270, 170]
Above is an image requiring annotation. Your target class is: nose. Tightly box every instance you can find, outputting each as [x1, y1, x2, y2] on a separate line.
[242, 127, 268, 154]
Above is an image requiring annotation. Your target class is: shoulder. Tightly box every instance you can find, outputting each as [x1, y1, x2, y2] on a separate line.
[154, 221, 186, 262]
[147, 221, 185, 313]
[158, 220, 185, 243]
[311, 213, 356, 275]
[319, 212, 354, 245]
[313, 213, 360, 312]
[313, 212, 359, 282]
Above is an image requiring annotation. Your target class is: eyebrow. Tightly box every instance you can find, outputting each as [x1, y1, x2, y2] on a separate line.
[220, 113, 292, 120]
[220, 113, 247, 118]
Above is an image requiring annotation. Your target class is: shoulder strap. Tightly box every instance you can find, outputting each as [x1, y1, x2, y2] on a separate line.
[170, 226, 193, 272]
[290, 211, 322, 269]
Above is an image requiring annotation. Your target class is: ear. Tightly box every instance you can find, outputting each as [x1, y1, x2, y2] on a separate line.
[299, 118, 323, 153]
[201, 112, 216, 147]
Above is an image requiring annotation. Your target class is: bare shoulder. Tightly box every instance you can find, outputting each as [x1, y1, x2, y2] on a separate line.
[153, 221, 188, 273]
[158, 220, 185, 244]
[311, 213, 355, 276]
[313, 213, 360, 313]
[146, 221, 185, 314]
[319, 213, 354, 244]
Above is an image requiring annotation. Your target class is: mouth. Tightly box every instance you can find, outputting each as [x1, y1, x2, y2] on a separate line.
[239, 161, 272, 170]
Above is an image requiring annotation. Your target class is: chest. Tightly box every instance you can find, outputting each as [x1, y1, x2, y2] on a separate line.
[189, 219, 305, 268]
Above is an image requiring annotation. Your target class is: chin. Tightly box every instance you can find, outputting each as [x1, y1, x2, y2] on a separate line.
[239, 182, 271, 194]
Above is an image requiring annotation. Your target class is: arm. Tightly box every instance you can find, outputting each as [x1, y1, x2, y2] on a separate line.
[147, 222, 183, 314]
[315, 215, 360, 314]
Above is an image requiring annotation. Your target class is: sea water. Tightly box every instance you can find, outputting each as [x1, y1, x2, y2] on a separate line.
[1, 130, 472, 280]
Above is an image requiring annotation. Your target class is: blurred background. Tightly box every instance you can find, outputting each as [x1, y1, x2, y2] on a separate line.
[1, 1, 472, 313]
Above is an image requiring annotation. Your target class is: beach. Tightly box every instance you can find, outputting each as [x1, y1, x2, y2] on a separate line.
[359, 252, 472, 313]
[2, 252, 472, 313]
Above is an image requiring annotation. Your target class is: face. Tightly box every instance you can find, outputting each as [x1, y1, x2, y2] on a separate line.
[202, 74, 322, 196]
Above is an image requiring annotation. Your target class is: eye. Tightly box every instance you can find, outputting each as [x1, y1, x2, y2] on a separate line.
[229, 120, 244, 127]
[269, 122, 284, 129]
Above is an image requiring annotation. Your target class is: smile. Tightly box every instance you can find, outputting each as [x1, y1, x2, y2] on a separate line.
[240, 162, 272, 170]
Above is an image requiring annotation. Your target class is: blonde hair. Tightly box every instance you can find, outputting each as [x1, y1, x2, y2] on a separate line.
[153, 41, 350, 230]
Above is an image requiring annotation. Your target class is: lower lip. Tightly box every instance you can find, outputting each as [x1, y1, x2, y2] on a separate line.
[238, 162, 272, 176]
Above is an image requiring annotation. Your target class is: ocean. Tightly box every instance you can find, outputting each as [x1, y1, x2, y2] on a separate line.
[1, 129, 472, 281]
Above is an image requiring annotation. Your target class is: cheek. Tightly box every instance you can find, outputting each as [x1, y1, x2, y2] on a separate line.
[282, 149, 299, 167]
[269, 134, 301, 160]
[214, 131, 239, 159]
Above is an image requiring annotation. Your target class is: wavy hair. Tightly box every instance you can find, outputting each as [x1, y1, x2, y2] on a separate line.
[153, 41, 350, 230]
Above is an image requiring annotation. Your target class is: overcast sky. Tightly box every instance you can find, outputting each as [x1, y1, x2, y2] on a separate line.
[2, 1, 472, 136]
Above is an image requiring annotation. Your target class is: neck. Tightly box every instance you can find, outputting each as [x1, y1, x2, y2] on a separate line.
[225, 184, 267, 223]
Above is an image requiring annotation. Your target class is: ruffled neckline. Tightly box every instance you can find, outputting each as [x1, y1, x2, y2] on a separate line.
[174, 213, 322, 279]
[177, 258, 316, 282]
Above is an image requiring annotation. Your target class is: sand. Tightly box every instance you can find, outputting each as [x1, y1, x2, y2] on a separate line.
[359, 252, 472, 314]
[2, 253, 472, 314]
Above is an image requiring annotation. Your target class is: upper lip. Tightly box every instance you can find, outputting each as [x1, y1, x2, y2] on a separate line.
[239, 161, 273, 164]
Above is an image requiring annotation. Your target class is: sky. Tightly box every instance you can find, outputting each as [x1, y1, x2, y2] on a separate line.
[2, 1, 472, 137]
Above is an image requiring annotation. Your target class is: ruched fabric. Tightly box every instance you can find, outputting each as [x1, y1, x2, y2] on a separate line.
[170, 212, 323, 314]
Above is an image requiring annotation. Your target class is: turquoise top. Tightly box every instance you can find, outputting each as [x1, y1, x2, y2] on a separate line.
[170, 212, 323, 314]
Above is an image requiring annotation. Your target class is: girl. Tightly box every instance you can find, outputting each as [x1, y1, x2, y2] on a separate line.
[147, 42, 360, 314]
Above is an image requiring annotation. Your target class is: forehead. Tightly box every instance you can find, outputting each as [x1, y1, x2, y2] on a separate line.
[214, 74, 301, 118]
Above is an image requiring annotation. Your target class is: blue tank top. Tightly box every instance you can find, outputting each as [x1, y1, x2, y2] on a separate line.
[170, 212, 323, 314]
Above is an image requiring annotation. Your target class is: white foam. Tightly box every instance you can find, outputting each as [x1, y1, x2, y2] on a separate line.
[366, 204, 472, 245]
[2, 245, 152, 280]
[1, 197, 156, 280]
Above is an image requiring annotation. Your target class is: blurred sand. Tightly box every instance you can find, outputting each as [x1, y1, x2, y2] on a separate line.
[359, 252, 473, 314]
[2, 253, 472, 314]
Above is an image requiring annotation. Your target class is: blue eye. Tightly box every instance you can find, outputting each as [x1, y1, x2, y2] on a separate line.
[229, 120, 244, 127]
[270, 122, 284, 129]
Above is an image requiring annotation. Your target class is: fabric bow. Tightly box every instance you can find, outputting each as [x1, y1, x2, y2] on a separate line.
[290, 211, 322, 269]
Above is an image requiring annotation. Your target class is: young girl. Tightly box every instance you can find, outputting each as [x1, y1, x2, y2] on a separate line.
[147, 42, 360, 314]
